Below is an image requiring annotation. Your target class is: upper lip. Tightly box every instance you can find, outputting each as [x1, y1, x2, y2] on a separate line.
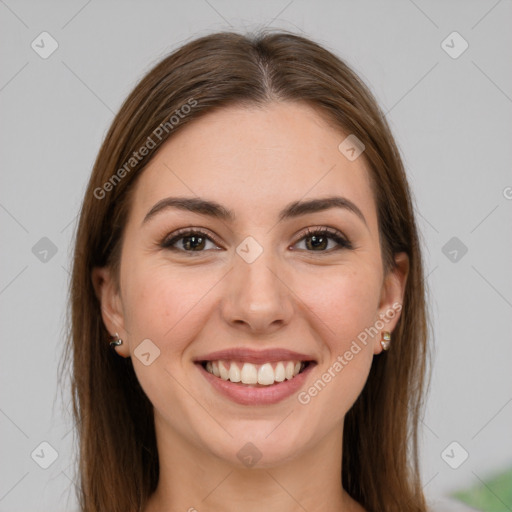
[193, 348, 316, 364]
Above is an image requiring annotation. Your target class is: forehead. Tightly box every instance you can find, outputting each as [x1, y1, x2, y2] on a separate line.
[129, 101, 377, 229]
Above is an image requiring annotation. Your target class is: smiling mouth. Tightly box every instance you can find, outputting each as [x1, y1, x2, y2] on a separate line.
[200, 360, 313, 386]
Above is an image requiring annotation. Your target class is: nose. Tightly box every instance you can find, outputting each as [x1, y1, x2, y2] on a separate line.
[221, 247, 294, 335]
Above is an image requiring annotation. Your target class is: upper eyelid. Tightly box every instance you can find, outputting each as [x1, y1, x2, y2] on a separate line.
[162, 227, 223, 248]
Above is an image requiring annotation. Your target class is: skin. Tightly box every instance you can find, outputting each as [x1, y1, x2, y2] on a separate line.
[93, 101, 408, 512]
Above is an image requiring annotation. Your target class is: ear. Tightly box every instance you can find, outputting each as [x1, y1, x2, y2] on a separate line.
[374, 252, 409, 354]
[91, 266, 130, 358]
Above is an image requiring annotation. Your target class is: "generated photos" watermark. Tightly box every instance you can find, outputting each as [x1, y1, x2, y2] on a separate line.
[297, 302, 402, 405]
[94, 97, 198, 200]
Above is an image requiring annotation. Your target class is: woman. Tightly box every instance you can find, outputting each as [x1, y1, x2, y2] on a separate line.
[64, 30, 432, 511]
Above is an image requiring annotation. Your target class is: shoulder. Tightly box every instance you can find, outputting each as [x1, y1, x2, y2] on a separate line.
[426, 497, 483, 512]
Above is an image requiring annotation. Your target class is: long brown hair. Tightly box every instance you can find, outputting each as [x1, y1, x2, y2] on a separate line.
[61, 29, 431, 512]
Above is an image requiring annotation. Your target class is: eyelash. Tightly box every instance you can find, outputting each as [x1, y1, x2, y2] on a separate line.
[160, 226, 353, 254]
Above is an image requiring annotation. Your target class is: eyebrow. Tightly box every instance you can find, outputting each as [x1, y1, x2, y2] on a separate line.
[142, 195, 368, 227]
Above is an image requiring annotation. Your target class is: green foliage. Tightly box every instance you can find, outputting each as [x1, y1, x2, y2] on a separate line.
[451, 468, 512, 512]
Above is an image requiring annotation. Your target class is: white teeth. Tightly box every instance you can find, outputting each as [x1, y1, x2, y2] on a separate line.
[274, 362, 286, 382]
[241, 363, 258, 384]
[257, 363, 275, 385]
[219, 361, 229, 381]
[204, 359, 307, 385]
[285, 361, 295, 380]
[228, 361, 241, 382]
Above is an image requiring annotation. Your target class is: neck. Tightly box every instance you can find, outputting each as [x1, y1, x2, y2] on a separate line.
[144, 414, 366, 512]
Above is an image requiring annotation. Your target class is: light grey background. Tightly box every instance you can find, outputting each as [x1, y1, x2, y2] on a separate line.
[1, 1, 511, 510]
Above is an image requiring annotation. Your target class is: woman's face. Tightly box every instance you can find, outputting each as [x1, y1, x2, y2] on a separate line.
[95, 101, 408, 468]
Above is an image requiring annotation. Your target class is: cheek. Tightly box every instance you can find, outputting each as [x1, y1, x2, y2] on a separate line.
[122, 255, 383, 363]
[120, 261, 215, 416]
[121, 259, 219, 351]
[294, 268, 381, 422]
[299, 263, 382, 347]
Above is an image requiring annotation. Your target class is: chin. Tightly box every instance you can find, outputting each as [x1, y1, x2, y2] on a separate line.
[198, 420, 313, 469]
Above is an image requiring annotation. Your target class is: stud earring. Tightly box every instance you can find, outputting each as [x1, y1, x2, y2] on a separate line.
[380, 331, 391, 351]
[110, 332, 123, 348]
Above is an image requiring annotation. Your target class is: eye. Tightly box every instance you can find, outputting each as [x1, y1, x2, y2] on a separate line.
[292, 227, 353, 252]
[161, 226, 353, 254]
[161, 228, 221, 253]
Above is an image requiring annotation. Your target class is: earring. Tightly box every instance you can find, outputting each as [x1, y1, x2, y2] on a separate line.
[380, 331, 391, 351]
[110, 332, 123, 348]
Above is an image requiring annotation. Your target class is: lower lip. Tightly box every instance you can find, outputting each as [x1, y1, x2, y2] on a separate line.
[197, 363, 315, 405]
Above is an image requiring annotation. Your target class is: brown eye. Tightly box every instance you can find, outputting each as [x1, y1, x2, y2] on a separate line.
[293, 228, 353, 252]
[161, 229, 220, 252]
